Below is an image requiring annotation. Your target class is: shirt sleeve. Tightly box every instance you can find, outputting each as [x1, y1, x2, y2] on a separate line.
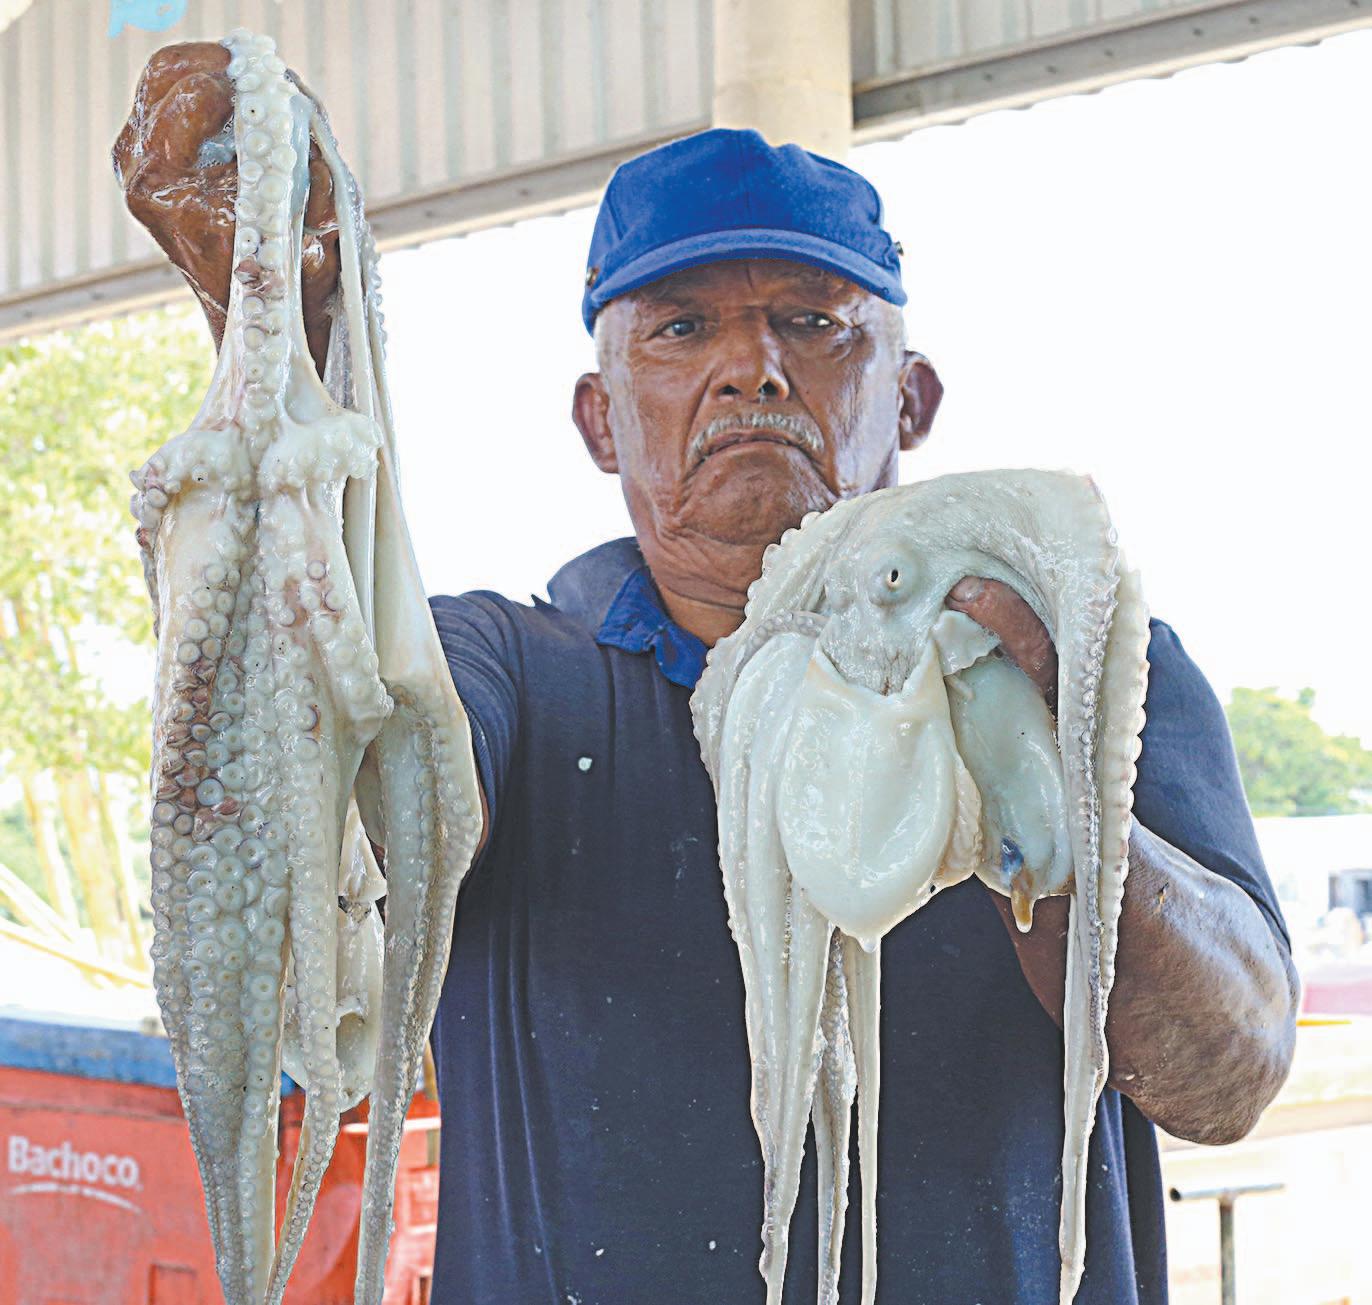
[428, 592, 522, 834]
[1134, 619, 1290, 950]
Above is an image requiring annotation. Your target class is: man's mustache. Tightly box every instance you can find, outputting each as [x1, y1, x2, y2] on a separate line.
[688, 411, 825, 465]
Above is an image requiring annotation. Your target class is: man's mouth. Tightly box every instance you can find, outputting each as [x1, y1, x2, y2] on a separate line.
[703, 430, 804, 458]
[688, 413, 825, 468]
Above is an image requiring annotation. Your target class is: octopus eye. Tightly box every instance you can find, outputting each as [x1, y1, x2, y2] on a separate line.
[867, 556, 914, 607]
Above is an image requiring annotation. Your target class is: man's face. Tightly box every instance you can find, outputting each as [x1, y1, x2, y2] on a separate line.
[573, 259, 941, 616]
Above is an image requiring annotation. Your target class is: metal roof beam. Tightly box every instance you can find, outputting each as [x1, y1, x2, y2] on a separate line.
[853, 0, 1372, 139]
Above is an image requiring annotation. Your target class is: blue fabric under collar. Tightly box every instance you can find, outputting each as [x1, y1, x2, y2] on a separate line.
[595, 566, 707, 689]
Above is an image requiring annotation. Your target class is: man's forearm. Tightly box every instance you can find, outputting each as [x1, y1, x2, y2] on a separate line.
[989, 820, 1300, 1145]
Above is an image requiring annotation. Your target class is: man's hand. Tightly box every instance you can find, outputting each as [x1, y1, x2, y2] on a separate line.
[945, 575, 1057, 703]
[112, 42, 340, 376]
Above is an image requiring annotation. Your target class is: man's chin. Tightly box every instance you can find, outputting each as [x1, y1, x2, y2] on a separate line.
[677, 467, 834, 548]
[683, 515, 798, 548]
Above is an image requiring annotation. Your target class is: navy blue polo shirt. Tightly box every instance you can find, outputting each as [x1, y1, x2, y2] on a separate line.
[427, 537, 1288, 1305]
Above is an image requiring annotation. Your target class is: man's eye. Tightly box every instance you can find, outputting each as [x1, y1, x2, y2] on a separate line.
[659, 319, 698, 338]
[794, 312, 836, 330]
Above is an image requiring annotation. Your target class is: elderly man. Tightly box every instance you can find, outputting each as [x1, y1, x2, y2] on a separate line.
[118, 45, 1297, 1305]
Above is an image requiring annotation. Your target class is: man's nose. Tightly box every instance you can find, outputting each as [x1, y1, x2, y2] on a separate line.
[713, 321, 790, 401]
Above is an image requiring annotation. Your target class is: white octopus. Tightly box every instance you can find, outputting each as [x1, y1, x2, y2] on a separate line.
[129, 31, 481, 1305]
[690, 472, 1151, 1305]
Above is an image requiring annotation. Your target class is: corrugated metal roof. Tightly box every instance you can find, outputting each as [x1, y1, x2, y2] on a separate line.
[0, 0, 712, 333]
[2, 0, 1367, 337]
[853, 0, 1207, 81]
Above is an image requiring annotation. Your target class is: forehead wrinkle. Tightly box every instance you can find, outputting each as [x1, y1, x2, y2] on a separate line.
[630, 282, 710, 315]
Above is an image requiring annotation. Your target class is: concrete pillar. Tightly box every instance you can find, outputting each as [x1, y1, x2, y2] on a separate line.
[712, 0, 853, 160]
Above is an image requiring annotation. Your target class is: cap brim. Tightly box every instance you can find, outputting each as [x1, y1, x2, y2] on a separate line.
[585, 227, 906, 332]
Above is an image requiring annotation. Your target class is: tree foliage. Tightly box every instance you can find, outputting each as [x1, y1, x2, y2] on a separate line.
[0, 803, 46, 898]
[1225, 686, 1372, 817]
[0, 308, 210, 957]
[0, 308, 212, 778]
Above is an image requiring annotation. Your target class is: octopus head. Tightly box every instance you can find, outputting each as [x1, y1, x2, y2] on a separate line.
[817, 520, 945, 694]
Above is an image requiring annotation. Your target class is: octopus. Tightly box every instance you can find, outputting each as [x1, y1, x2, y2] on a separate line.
[127, 30, 481, 1305]
[691, 471, 1152, 1305]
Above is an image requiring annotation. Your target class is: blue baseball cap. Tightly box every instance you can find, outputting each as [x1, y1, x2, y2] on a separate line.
[581, 128, 906, 334]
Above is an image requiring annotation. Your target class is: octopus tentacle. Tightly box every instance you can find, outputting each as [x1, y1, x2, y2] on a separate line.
[279, 798, 385, 1114]
[764, 896, 832, 1304]
[716, 630, 818, 1290]
[332, 801, 388, 1106]
[841, 934, 880, 1305]
[813, 930, 856, 1305]
[138, 464, 257, 1299]
[354, 689, 480, 1304]
[1057, 562, 1149, 1302]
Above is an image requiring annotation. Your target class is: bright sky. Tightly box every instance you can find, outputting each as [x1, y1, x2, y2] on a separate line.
[373, 30, 1371, 745]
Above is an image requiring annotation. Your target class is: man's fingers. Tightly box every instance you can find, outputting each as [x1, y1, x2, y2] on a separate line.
[946, 576, 1058, 703]
[114, 43, 231, 181]
[302, 157, 341, 307]
[114, 43, 237, 338]
[304, 156, 339, 233]
[143, 70, 236, 172]
[301, 156, 342, 376]
[113, 40, 341, 373]
[140, 41, 231, 111]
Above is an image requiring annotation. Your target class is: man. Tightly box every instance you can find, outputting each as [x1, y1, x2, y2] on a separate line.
[117, 44, 1298, 1304]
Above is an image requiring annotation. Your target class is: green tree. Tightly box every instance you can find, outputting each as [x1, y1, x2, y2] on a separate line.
[0, 307, 211, 960]
[1225, 687, 1372, 817]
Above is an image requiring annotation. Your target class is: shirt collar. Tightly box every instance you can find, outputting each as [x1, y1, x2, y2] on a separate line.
[546, 538, 708, 689]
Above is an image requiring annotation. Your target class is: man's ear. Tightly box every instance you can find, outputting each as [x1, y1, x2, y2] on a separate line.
[572, 372, 618, 474]
[897, 351, 944, 451]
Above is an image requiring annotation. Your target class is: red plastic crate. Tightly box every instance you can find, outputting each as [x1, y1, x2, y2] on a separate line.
[0, 1017, 438, 1305]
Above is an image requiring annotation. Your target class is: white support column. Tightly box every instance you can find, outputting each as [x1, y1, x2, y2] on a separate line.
[712, 0, 853, 160]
